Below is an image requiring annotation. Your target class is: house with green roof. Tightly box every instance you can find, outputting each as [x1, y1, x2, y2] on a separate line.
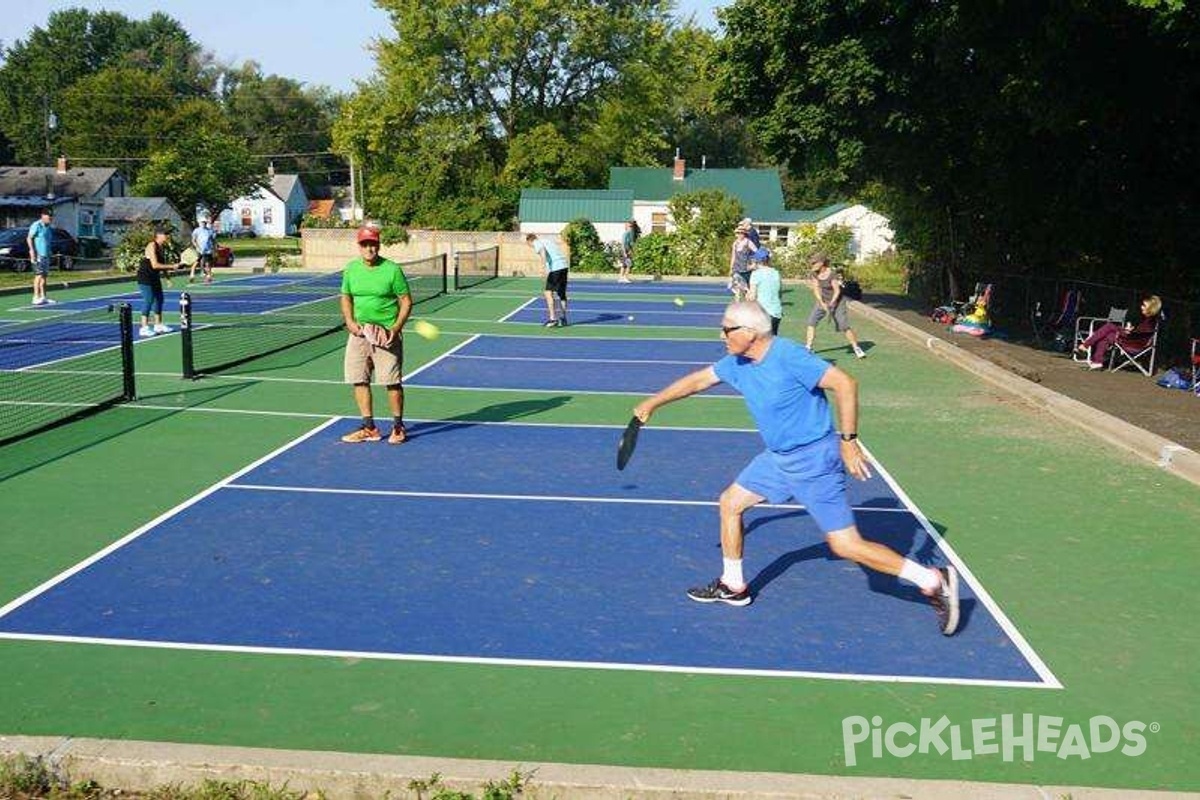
[518, 155, 894, 261]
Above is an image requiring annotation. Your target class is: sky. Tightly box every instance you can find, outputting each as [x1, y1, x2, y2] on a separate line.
[5, 0, 725, 93]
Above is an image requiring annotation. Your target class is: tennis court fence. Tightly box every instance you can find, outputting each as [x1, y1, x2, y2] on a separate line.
[180, 254, 448, 379]
[0, 303, 136, 447]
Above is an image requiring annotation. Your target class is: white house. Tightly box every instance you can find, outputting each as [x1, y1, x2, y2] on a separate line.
[818, 203, 895, 261]
[217, 171, 308, 237]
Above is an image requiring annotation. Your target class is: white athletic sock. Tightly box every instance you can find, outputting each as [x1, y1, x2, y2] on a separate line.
[722, 558, 745, 590]
[900, 559, 940, 592]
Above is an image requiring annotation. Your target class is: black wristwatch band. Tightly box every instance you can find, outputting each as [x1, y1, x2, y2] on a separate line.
[839, 432, 858, 442]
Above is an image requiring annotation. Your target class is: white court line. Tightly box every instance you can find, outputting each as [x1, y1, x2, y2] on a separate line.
[861, 441, 1063, 690]
[0, 417, 341, 621]
[402, 333, 481, 381]
[0, 631, 1050, 689]
[498, 297, 534, 323]
[446, 354, 713, 366]
[0, 416, 1055, 689]
[226, 482, 911, 515]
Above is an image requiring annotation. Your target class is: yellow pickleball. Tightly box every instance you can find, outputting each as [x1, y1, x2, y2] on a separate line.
[673, 297, 685, 307]
[412, 319, 440, 340]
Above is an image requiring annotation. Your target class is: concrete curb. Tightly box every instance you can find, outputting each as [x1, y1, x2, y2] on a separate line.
[0, 735, 1189, 800]
[851, 301, 1200, 487]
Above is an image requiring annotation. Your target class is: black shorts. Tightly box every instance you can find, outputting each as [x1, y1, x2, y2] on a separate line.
[545, 268, 569, 299]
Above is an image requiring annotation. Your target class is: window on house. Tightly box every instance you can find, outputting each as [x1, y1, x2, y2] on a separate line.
[651, 212, 668, 234]
[263, 207, 273, 225]
[775, 226, 789, 243]
[79, 209, 95, 237]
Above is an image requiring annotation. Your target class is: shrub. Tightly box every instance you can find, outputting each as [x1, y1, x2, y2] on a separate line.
[561, 218, 605, 271]
[113, 221, 182, 273]
[264, 251, 300, 273]
[629, 233, 679, 276]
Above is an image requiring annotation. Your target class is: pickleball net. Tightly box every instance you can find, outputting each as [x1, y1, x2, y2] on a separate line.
[180, 255, 448, 378]
[0, 303, 136, 446]
[453, 245, 500, 290]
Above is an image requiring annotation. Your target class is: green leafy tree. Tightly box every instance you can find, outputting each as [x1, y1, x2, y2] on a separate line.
[0, 9, 205, 164]
[134, 129, 262, 224]
[57, 67, 178, 181]
[561, 218, 608, 271]
[665, 188, 743, 275]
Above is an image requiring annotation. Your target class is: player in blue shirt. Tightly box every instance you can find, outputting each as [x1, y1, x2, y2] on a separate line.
[526, 233, 570, 327]
[26, 208, 56, 306]
[633, 300, 961, 635]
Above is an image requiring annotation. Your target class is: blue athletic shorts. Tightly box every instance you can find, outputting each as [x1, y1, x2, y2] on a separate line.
[734, 432, 855, 533]
[33, 256, 50, 276]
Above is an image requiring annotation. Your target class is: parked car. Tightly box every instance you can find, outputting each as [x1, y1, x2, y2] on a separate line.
[0, 226, 78, 271]
[228, 226, 257, 238]
[212, 243, 235, 267]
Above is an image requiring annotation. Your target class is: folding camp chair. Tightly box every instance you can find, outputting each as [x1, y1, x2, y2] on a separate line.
[953, 283, 992, 320]
[1073, 307, 1127, 363]
[1032, 288, 1081, 349]
[1109, 312, 1163, 375]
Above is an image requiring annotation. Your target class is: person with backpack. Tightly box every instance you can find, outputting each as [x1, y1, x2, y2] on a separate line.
[805, 253, 866, 358]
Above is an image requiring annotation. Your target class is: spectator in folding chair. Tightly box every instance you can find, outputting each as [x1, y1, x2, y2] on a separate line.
[1076, 295, 1161, 371]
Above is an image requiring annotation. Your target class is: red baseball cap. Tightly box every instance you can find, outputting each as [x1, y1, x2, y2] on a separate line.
[356, 225, 381, 244]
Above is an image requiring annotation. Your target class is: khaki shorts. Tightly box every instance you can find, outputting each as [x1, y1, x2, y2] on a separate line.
[344, 332, 403, 385]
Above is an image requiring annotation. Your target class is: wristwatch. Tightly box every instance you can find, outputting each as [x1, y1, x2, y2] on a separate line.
[839, 432, 858, 442]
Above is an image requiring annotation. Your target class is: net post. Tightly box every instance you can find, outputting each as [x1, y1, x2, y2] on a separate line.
[118, 303, 137, 400]
[453, 252, 460, 291]
[180, 291, 195, 380]
[439, 253, 448, 296]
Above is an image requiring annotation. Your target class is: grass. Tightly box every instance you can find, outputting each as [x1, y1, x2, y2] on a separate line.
[0, 268, 123, 291]
[218, 237, 301, 258]
[0, 757, 530, 799]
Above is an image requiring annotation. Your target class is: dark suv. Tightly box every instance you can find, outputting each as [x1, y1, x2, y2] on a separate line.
[0, 226, 78, 270]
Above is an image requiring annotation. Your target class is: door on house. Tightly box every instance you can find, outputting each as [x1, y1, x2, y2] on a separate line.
[240, 208, 252, 227]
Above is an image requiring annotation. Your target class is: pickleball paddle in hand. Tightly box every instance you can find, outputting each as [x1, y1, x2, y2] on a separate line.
[616, 416, 643, 471]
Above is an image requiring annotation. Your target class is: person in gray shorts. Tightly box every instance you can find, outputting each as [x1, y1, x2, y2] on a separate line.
[805, 253, 866, 358]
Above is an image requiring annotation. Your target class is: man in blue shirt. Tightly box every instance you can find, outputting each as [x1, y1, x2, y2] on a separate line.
[190, 219, 216, 284]
[526, 233, 570, 327]
[26, 208, 56, 306]
[633, 300, 961, 635]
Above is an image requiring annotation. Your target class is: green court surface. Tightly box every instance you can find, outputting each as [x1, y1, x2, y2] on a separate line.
[0, 274, 1196, 793]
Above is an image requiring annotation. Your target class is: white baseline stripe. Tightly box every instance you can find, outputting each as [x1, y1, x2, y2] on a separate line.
[497, 297, 534, 323]
[226, 483, 912, 515]
[0, 632, 1051, 689]
[861, 441, 1063, 689]
[446, 354, 711, 366]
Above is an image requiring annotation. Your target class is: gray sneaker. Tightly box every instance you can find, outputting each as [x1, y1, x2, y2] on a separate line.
[928, 566, 961, 636]
[686, 578, 751, 607]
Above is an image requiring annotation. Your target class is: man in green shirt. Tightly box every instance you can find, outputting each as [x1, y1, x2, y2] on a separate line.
[339, 225, 413, 444]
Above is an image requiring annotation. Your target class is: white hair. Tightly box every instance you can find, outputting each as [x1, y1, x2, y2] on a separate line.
[724, 301, 773, 335]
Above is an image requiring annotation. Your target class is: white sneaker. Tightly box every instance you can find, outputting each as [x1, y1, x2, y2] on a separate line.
[31, 297, 45, 306]
[153, 324, 172, 334]
[139, 326, 156, 337]
[854, 347, 867, 359]
[43, 298, 57, 304]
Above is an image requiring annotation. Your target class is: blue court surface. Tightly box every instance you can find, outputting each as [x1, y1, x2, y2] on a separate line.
[574, 279, 734, 297]
[0, 418, 1055, 687]
[503, 297, 727, 328]
[407, 334, 741, 395]
[0, 318, 129, 370]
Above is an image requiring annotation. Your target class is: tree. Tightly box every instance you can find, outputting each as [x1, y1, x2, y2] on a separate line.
[133, 129, 262, 224]
[57, 67, 178, 181]
[666, 188, 743, 275]
[716, 1, 1200, 298]
[335, 0, 681, 227]
[219, 64, 341, 194]
[0, 9, 205, 164]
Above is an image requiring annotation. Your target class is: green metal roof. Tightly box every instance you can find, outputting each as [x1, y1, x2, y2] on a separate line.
[518, 189, 634, 224]
[608, 167, 787, 220]
[771, 202, 853, 224]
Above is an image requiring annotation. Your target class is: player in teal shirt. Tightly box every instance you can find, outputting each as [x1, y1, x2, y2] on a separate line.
[632, 300, 961, 635]
[746, 247, 783, 333]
